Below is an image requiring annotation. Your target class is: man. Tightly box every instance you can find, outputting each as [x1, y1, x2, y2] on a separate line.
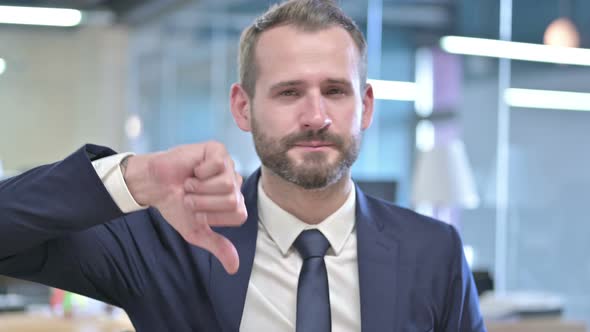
[0, 0, 485, 331]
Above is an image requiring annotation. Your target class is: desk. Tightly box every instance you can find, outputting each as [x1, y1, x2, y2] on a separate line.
[0, 313, 134, 332]
[2, 313, 586, 332]
[487, 318, 587, 332]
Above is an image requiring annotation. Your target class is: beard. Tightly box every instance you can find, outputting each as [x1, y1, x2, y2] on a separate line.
[251, 115, 361, 190]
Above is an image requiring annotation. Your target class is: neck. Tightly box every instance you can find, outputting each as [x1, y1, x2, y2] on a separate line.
[260, 166, 353, 225]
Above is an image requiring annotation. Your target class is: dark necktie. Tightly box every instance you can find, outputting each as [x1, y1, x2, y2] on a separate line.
[293, 229, 331, 332]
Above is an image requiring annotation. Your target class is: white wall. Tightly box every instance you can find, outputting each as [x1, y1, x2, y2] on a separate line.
[0, 25, 129, 171]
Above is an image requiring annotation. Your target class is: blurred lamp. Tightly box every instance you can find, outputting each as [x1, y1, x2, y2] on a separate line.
[505, 88, 590, 112]
[440, 36, 590, 66]
[544, 17, 580, 48]
[0, 58, 5, 75]
[125, 115, 142, 139]
[415, 120, 435, 152]
[0, 5, 82, 27]
[367, 79, 417, 101]
[412, 139, 480, 211]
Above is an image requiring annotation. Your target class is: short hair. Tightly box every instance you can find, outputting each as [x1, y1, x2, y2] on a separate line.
[238, 0, 367, 97]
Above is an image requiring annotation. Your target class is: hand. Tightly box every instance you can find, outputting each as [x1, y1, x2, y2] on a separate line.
[123, 141, 247, 274]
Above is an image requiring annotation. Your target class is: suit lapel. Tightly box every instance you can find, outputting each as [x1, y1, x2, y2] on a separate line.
[355, 186, 400, 332]
[209, 170, 260, 332]
[208, 176, 402, 331]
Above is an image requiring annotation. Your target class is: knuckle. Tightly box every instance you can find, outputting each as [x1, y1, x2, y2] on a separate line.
[238, 209, 248, 224]
[228, 208, 247, 226]
[208, 140, 225, 152]
[217, 142, 228, 154]
[227, 158, 235, 169]
[222, 178, 234, 191]
[208, 158, 224, 171]
[226, 195, 238, 208]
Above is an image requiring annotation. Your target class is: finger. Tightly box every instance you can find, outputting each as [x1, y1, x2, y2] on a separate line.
[192, 226, 240, 275]
[236, 173, 243, 187]
[183, 193, 240, 212]
[194, 206, 248, 227]
[185, 167, 241, 194]
[194, 158, 226, 180]
[225, 156, 235, 172]
[184, 174, 237, 195]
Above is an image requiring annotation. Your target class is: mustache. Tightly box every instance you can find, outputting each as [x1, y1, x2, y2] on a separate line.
[281, 129, 345, 148]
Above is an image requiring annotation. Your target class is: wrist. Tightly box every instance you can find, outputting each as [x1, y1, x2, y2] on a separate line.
[123, 154, 153, 206]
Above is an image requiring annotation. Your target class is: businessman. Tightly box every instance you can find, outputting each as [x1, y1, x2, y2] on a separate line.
[0, 0, 486, 331]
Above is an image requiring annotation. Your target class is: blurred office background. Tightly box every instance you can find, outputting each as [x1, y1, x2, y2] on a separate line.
[1, 0, 589, 329]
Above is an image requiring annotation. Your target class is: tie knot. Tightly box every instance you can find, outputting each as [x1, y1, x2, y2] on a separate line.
[294, 229, 330, 259]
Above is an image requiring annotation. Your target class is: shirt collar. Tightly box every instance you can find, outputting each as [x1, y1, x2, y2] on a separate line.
[257, 181, 356, 256]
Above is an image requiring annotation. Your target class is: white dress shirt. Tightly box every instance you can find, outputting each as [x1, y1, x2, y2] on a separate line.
[92, 153, 145, 213]
[92, 154, 362, 331]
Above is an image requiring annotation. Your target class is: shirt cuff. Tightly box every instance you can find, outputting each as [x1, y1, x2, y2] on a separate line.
[92, 152, 147, 213]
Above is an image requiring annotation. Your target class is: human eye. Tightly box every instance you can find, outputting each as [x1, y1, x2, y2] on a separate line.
[325, 86, 347, 96]
[279, 89, 299, 97]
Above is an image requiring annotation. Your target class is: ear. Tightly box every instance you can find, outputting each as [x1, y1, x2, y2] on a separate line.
[230, 83, 252, 132]
[361, 83, 375, 130]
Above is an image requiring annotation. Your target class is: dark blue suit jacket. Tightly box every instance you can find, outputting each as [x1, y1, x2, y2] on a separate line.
[0, 145, 486, 331]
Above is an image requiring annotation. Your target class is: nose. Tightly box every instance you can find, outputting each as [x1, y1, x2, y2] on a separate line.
[300, 92, 332, 131]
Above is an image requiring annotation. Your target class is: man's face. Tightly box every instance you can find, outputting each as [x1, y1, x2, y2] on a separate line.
[251, 111, 361, 189]
[238, 25, 373, 189]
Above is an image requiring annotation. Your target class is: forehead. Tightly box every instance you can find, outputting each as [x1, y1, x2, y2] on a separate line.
[254, 25, 360, 84]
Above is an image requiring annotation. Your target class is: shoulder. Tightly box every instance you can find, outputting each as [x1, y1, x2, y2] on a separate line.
[358, 192, 463, 258]
[361, 193, 458, 238]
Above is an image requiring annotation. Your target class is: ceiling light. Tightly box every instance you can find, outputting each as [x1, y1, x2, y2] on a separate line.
[367, 79, 417, 101]
[440, 36, 590, 66]
[505, 88, 590, 112]
[0, 5, 82, 27]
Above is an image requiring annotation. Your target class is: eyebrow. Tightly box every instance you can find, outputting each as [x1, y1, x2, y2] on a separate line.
[269, 80, 305, 92]
[269, 78, 353, 92]
[325, 78, 353, 87]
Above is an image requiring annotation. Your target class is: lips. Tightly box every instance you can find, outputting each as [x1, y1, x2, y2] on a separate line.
[293, 141, 334, 148]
